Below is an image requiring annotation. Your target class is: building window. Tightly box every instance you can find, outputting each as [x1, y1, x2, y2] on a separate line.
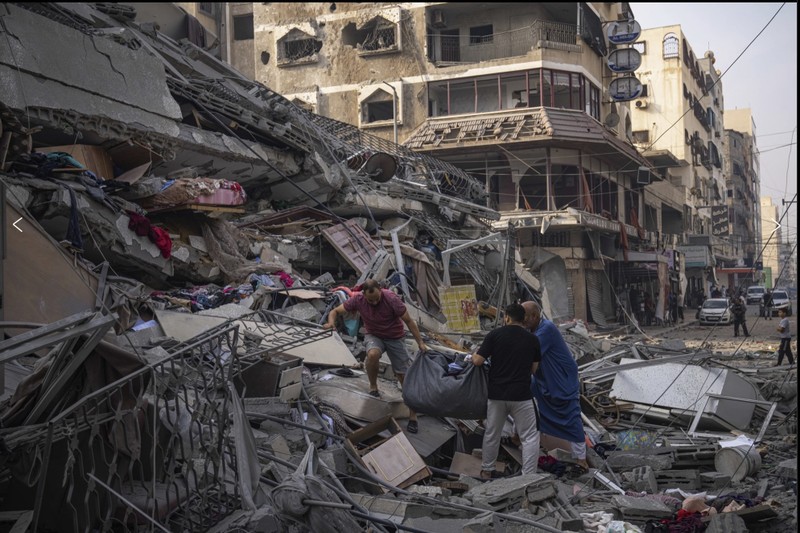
[632, 130, 650, 143]
[632, 41, 646, 54]
[277, 29, 322, 65]
[342, 17, 399, 54]
[640, 84, 649, 97]
[469, 25, 493, 44]
[663, 33, 679, 59]
[199, 3, 216, 16]
[427, 68, 599, 118]
[361, 88, 395, 124]
[233, 14, 254, 41]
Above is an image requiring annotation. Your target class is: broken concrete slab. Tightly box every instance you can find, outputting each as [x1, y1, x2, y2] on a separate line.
[704, 512, 748, 533]
[611, 494, 674, 521]
[606, 448, 675, 471]
[307, 374, 409, 422]
[465, 473, 552, 511]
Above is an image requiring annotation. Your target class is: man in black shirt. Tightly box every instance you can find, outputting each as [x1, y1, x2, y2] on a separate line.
[471, 303, 542, 479]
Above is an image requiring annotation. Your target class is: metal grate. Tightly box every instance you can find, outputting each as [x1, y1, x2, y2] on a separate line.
[24, 325, 246, 532]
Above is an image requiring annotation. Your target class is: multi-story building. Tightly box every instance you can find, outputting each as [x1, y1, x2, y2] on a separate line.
[723, 109, 760, 267]
[760, 197, 781, 288]
[190, 3, 736, 325]
[628, 26, 730, 300]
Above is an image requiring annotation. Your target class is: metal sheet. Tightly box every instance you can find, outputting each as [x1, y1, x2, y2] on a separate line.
[610, 359, 761, 429]
[321, 220, 380, 275]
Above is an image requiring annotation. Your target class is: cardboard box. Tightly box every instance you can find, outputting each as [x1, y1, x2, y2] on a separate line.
[39, 144, 115, 180]
[346, 416, 431, 492]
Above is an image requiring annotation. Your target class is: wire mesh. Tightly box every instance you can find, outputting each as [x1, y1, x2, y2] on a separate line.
[28, 325, 244, 532]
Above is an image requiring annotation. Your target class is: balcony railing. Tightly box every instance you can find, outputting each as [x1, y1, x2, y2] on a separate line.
[432, 20, 578, 65]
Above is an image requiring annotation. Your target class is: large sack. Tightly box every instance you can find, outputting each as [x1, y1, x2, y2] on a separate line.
[402, 350, 488, 419]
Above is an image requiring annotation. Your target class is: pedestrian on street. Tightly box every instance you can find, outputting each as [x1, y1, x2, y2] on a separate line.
[762, 289, 773, 320]
[471, 303, 541, 479]
[325, 279, 428, 433]
[776, 308, 794, 366]
[522, 301, 589, 471]
[731, 294, 750, 338]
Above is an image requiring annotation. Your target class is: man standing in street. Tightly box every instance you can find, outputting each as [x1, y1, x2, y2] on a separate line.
[471, 303, 541, 479]
[522, 301, 589, 470]
[731, 293, 750, 338]
[776, 308, 794, 366]
[762, 289, 773, 320]
[325, 279, 428, 433]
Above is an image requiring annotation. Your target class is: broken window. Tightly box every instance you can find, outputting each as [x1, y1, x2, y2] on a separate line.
[469, 25, 493, 44]
[342, 17, 399, 54]
[663, 33, 678, 59]
[632, 130, 650, 144]
[233, 14, 254, 41]
[277, 29, 322, 65]
[361, 89, 395, 124]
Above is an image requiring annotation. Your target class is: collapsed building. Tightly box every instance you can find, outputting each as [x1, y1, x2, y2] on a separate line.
[0, 3, 796, 533]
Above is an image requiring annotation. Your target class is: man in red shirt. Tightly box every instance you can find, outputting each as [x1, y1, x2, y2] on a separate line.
[326, 279, 428, 433]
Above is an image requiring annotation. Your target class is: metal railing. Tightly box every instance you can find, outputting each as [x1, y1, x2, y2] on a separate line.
[432, 20, 578, 65]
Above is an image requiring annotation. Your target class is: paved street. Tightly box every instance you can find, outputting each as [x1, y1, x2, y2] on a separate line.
[635, 298, 798, 362]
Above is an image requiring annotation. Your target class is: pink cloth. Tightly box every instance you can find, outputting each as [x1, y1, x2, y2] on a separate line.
[344, 289, 407, 339]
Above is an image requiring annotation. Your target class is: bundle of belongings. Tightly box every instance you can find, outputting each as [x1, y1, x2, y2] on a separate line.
[402, 350, 488, 419]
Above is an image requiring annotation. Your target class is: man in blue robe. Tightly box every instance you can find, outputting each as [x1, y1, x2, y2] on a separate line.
[522, 301, 588, 470]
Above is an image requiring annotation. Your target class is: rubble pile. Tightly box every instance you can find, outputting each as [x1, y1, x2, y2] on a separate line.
[0, 3, 795, 533]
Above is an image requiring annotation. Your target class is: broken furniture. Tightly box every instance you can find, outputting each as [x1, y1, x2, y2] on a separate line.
[345, 416, 431, 492]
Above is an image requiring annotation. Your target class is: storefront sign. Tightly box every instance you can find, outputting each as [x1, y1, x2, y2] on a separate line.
[607, 20, 642, 44]
[678, 245, 712, 268]
[711, 205, 729, 237]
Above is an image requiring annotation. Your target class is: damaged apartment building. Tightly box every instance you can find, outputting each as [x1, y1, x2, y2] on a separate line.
[214, 1, 750, 326]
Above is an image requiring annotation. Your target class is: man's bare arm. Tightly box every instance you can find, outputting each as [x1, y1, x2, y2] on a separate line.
[401, 311, 428, 351]
[325, 304, 346, 329]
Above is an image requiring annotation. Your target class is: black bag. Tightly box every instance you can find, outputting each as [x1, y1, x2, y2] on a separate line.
[402, 350, 488, 419]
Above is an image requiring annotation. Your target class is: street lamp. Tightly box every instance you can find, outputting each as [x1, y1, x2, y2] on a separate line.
[382, 81, 398, 145]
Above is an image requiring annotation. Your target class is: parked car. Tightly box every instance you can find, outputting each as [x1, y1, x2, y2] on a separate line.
[746, 285, 766, 305]
[769, 289, 792, 316]
[698, 298, 733, 325]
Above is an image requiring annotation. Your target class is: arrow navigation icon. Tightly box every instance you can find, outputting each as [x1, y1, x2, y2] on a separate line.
[12, 217, 23, 232]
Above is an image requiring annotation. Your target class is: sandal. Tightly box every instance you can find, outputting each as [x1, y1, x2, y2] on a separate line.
[480, 469, 504, 480]
[368, 389, 381, 398]
[407, 420, 418, 434]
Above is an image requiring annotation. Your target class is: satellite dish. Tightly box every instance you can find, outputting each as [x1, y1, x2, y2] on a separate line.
[604, 112, 620, 128]
[364, 152, 397, 183]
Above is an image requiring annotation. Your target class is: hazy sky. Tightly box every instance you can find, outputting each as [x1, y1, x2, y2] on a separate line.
[630, 3, 797, 245]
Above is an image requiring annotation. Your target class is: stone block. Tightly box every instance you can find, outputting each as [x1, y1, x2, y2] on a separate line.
[700, 471, 732, 490]
[622, 465, 658, 493]
[654, 469, 700, 490]
[462, 511, 494, 533]
[530, 493, 583, 531]
[611, 495, 674, 521]
[777, 458, 797, 480]
[525, 479, 557, 503]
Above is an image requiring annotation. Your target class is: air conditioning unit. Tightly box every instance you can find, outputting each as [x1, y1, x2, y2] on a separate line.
[634, 99, 648, 109]
[432, 9, 446, 28]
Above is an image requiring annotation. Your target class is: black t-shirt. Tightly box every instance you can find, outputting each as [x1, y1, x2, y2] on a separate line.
[477, 324, 541, 401]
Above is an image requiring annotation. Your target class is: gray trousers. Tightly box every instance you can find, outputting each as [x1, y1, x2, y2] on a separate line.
[482, 399, 540, 475]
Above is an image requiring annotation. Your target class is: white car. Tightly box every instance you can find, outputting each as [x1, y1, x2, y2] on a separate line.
[746, 285, 766, 305]
[698, 298, 733, 325]
[770, 289, 792, 316]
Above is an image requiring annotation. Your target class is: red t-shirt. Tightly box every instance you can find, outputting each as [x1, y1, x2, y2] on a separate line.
[343, 289, 407, 339]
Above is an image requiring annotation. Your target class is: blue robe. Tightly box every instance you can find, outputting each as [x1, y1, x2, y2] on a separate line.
[530, 319, 585, 442]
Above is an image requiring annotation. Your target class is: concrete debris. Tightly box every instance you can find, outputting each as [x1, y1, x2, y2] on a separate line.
[0, 3, 796, 533]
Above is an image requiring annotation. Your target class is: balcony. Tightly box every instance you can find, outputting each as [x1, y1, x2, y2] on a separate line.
[429, 20, 579, 65]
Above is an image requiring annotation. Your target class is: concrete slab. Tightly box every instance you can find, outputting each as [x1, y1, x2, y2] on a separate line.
[465, 473, 551, 511]
[704, 512, 748, 533]
[611, 495, 674, 521]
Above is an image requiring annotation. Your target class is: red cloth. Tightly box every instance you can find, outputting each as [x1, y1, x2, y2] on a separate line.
[343, 289, 407, 339]
[127, 211, 151, 237]
[276, 270, 294, 288]
[148, 226, 172, 258]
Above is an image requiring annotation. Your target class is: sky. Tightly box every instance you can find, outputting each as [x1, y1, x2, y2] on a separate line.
[630, 3, 797, 249]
